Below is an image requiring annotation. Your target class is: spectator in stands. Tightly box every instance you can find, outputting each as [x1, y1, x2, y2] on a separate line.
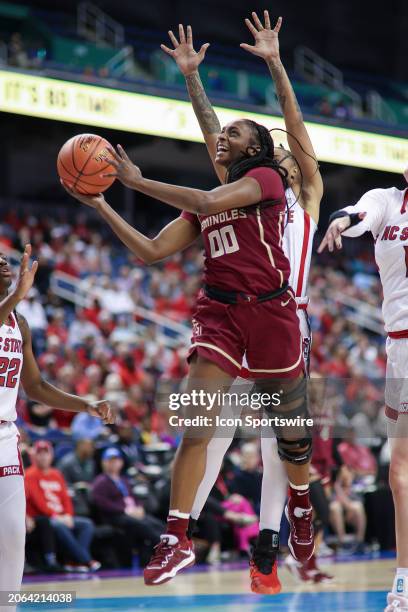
[67, 308, 101, 349]
[25, 515, 63, 573]
[229, 442, 262, 515]
[25, 401, 56, 435]
[330, 465, 367, 554]
[8, 33, 29, 69]
[71, 399, 108, 442]
[338, 427, 377, 477]
[57, 439, 96, 516]
[91, 448, 164, 566]
[317, 96, 333, 117]
[25, 440, 99, 571]
[334, 98, 351, 121]
[17, 287, 47, 354]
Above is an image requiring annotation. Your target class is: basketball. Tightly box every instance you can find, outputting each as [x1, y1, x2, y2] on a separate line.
[57, 134, 116, 195]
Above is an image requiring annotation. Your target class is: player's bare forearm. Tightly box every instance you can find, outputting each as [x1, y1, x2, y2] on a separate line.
[185, 72, 226, 182]
[97, 200, 157, 264]
[98, 202, 199, 264]
[0, 292, 22, 327]
[266, 58, 303, 127]
[24, 379, 88, 413]
[185, 71, 221, 136]
[132, 176, 260, 215]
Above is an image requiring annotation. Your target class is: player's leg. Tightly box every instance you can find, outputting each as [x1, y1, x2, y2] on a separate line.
[189, 376, 248, 536]
[384, 339, 408, 610]
[144, 353, 233, 586]
[385, 415, 408, 610]
[0, 476, 26, 612]
[249, 436, 286, 594]
[246, 298, 314, 564]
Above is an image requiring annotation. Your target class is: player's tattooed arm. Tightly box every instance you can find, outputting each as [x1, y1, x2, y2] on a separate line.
[241, 11, 323, 206]
[161, 24, 226, 183]
[185, 71, 221, 136]
[17, 313, 114, 424]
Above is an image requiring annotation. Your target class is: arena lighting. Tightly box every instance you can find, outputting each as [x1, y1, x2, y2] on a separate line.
[1, 69, 407, 173]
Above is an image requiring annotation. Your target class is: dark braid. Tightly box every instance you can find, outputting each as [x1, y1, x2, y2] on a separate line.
[226, 120, 288, 189]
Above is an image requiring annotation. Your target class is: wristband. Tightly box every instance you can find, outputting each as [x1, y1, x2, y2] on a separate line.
[328, 210, 366, 227]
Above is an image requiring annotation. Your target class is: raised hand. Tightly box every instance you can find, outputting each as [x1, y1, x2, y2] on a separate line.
[104, 145, 142, 189]
[240, 10, 282, 62]
[60, 179, 107, 210]
[86, 400, 115, 425]
[14, 244, 39, 301]
[161, 24, 210, 76]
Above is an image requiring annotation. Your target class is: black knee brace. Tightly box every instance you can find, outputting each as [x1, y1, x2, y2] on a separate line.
[256, 378, 313, 465]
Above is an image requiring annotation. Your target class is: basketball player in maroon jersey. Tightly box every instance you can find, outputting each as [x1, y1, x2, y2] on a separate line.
[0, 245, 113, 611]
[62, 100, 315, 587]
[160, 12, 327, 592]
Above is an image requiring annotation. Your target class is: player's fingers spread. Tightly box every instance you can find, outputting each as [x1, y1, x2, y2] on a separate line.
[187, 25, 193, 45]
[274, 16, 283, 32]
[335, 235, 342, 249]
[168, 30, 179, 47]
[264, 10, 271, 29]
[317, 237, 327, 253]
[252, 11, 264, 30]
[240, 43, 256, 53]
[199, 43, 210, 56]
[117, 144, 129, 160]
[106, 146, 121, 162]
[179, 23, 186, 43]
[244, 18, 258, 37]
[160, 44, 174, 56]
[31, 260, 39, 275]
[101, 172, 118, 178]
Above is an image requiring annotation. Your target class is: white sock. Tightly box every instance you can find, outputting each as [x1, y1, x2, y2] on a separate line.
[259, 437, 288, 531]
[289, 482, 309, 492]
[168, 509, 190, 519]
[392, 569, 408, 597]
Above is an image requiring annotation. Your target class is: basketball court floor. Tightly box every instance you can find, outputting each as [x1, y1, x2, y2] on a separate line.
[20, 553, 394, 611]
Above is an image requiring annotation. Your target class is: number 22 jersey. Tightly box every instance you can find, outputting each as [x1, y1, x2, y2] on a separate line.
[181, 167, 290, 295]
[0, 312, 23, 421]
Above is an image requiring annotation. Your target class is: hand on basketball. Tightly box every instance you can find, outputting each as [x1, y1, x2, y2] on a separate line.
[104, 145, 142, 189]
[60, 179, 106, 210]
[161, 25, 210, 76]
[317, 217, 351, 253]
[14, 244, 39, 301]
[240, 11, 282, 62]
[85, 399, 115, 425]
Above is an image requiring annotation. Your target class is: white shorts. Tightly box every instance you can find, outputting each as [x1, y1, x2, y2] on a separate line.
[385, 337, 408, 421]
[0, 422, 23, 477]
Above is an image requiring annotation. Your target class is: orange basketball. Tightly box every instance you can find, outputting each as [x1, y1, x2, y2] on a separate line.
[57, 133, 116, 195]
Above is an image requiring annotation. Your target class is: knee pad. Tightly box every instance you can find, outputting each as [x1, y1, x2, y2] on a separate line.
[273, 378, 312, 464]
[276, 436, 312, 465]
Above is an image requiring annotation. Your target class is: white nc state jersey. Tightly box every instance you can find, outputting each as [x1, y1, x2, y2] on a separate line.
[0, 312, 23, 421]
[283, 188, 317, 305]
[342, 187, 408, 333]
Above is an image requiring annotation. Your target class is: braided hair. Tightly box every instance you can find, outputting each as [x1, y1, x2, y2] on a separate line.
[226, 120, 288, 188]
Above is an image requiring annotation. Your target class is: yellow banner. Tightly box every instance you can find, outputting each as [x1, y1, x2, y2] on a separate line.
[0, 69, 406, 173]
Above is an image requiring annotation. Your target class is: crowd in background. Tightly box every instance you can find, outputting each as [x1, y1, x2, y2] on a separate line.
[0, 209, 395, 573]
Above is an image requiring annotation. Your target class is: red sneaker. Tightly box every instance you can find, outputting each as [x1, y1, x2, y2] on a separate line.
[304, 554, 334, 584]
[284, 554, 312, 583]
[250, 558, 282, 595]
[285, 499, 314, 562]
[143, 534, 195, 586]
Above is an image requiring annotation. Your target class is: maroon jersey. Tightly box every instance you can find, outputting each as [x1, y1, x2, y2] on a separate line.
[181, 167, 290, 294]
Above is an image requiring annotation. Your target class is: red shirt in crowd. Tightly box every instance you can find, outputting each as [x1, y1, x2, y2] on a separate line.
[25, 465, 73, 518]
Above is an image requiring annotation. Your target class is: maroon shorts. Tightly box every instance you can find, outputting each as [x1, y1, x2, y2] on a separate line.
[188, 289, 304, 379]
